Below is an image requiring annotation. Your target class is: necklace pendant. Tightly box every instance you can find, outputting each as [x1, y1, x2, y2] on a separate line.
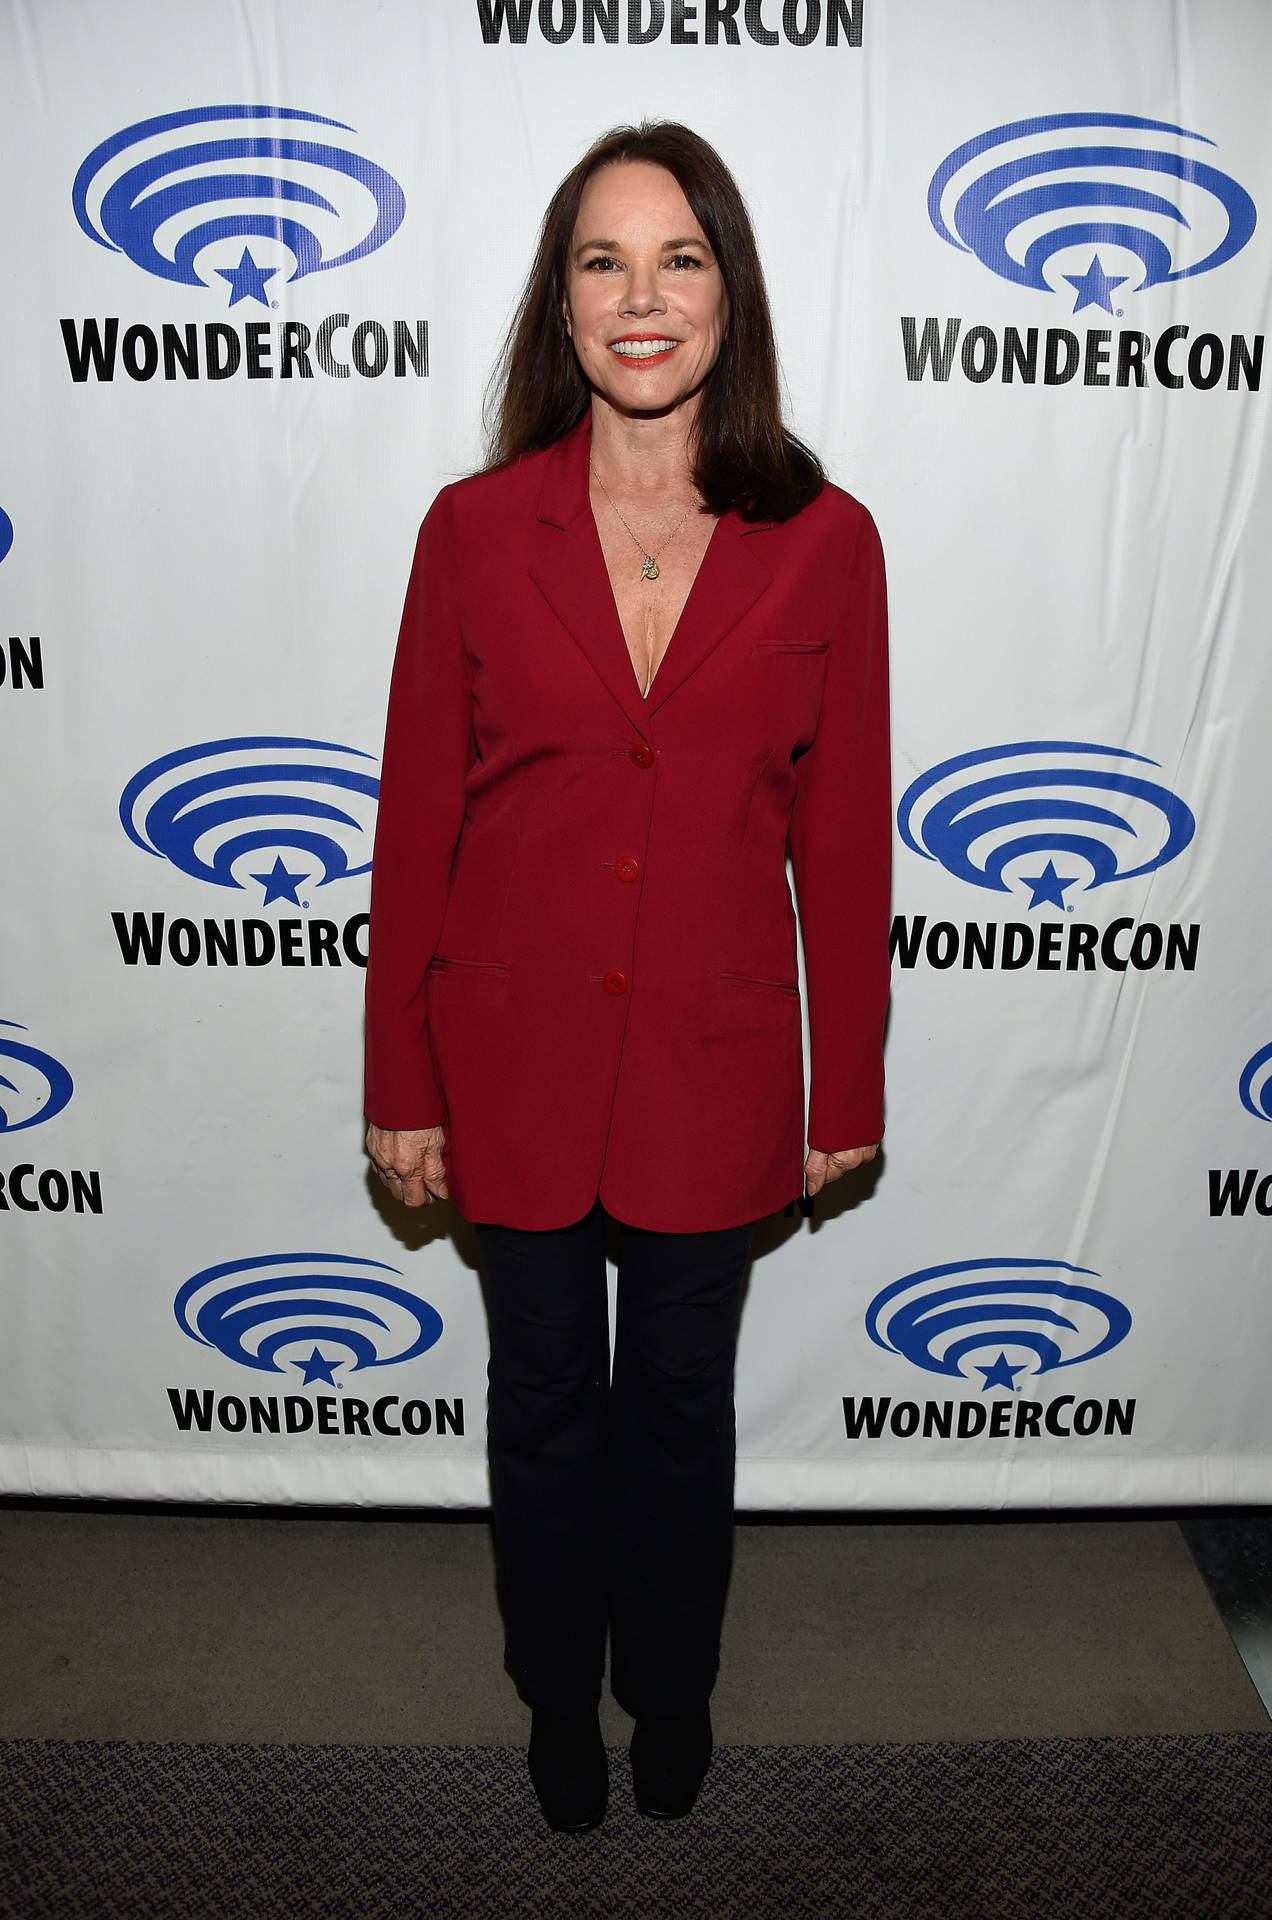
[640, 554, 660, 581]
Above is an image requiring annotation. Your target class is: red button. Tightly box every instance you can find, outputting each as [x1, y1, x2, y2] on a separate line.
[629, 743, 655, 768]
[602, 970, 628, 995]
[615, 855, 639, 883]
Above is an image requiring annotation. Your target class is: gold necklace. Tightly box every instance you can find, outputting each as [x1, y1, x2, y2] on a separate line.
[590, 463, 694, 581]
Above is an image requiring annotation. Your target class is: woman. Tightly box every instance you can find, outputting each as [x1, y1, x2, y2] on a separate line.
[364, 122, 890, 1831]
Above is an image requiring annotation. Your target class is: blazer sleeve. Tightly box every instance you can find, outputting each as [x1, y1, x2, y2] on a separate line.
[363, 487, 471, 1128]
[788, 505, 892, 1151]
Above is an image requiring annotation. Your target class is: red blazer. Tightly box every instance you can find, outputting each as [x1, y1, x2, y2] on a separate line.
[364, 414, 891, 1232]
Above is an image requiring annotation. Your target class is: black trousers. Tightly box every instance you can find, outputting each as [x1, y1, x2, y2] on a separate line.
[474, 1200, 755, 1716]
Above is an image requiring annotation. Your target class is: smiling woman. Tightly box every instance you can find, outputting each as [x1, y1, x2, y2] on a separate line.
[566, 163, 728, 419]
[486, 121, 824, 521]
[363, 121, 891, 1836]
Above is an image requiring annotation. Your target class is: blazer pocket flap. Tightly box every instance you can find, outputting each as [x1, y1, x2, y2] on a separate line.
[429, 955, 509, 977]
[753, 640, 830, 654]
[719, 970, 800, 997]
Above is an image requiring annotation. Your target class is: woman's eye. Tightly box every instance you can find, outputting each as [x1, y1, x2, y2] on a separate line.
[667, 253, 704, 270]
[582, 255, 620, 271]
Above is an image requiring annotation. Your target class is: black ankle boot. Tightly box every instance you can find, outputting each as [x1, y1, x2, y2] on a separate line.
[527, 1705, 608, 1832]
[630, 1704, 713, 1818]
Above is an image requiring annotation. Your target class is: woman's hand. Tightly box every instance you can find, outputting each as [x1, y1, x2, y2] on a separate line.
[365, 1124, 449, 1206]
[803, 1144, 878, 1196]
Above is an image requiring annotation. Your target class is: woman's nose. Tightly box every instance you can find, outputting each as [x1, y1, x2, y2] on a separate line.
[620, 267, 666, 317]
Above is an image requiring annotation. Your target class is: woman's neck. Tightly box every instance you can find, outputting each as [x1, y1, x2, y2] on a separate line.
[587, 392, 701, 502]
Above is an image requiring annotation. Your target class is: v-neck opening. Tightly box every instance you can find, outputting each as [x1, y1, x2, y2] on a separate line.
[590, 503, 726, 704]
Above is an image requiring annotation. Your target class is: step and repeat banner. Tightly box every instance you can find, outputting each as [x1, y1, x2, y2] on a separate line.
[3, 0, 1270, 1508]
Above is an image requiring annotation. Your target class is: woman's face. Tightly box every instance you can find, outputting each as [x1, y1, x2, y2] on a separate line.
[564, 160, 728, 422]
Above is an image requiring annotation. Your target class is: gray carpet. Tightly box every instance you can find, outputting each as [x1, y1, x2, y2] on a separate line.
[3, 1511, 1264, 1745]
[3, 1735, 1272, 1918]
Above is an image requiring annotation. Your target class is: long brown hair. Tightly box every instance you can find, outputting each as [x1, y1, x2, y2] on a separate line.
[484, 122, 824, 523]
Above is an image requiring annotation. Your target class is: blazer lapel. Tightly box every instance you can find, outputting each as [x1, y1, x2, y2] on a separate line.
[641, 513, 776, 719]
[528, 418, 651, 738]
[527, 412, 778, 730]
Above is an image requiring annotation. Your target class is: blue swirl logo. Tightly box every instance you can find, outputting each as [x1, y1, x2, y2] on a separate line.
[73, 105, 406, 307]
[929, 112, 1256, 313]
[120, 736, 379, 905]
[1239, 1043, 1272, 1122]
[897, 740, 1195, 911]
[0, 508, 12, 566]
[0, 1022, 74, 1133]
[867, 1259, 1131, 1393]
[175, 1252, 443, 1382]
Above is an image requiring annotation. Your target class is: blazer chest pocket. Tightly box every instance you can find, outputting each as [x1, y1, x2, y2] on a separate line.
[750, 640, 829, 744]
[753, 640, 830, 655]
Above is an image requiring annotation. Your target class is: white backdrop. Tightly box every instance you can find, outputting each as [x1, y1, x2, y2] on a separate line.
[3, 0, 1270, 1508]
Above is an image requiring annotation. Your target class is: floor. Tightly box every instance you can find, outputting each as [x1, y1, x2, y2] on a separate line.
[1181, 1515, 1272, 1715]
[1, 1504, 1268, 1748]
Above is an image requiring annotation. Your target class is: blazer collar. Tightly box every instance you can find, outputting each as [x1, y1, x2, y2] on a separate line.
[528, 411, 776, 732]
